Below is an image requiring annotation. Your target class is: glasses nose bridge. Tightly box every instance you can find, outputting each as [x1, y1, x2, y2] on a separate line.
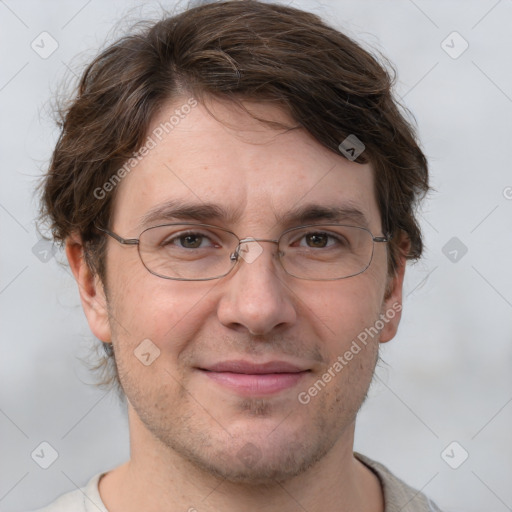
[230, 237, 280, 263]
[238, 237, 279, 245]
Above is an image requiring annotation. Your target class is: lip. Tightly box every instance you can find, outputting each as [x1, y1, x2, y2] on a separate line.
[203, 360, 308, 374]
[198, 360, 310, 396]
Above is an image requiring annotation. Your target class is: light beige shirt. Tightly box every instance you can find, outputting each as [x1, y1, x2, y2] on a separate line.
[32, 453, 443, 512]
[355, 453, 443, 512]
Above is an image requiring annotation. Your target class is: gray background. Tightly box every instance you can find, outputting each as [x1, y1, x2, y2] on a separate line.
[1, 0, 511, 511]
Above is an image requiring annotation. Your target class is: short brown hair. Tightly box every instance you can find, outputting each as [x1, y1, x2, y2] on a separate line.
[39, 0, 429, 391]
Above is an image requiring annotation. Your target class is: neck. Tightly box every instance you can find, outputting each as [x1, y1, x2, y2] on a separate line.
[99, 406, 383, 512]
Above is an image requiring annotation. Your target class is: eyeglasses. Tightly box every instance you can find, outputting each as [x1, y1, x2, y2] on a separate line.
[96, 223, 391, 281]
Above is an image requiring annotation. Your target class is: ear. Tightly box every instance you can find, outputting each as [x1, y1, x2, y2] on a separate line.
[65, 233, 112, 344]
[379, 235, 410, 343]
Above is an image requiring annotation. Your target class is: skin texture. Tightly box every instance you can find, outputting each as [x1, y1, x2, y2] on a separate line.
[66, 97, 409, 512]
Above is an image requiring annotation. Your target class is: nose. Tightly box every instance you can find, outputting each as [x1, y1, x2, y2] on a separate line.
[217, 239, 297, 336]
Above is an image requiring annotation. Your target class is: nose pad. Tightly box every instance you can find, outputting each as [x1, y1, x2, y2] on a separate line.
[230, 238, 281, 273]
[236, 238, 264, 264]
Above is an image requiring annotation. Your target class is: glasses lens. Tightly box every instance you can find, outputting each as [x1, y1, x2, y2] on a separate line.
[138, 224, 238, 280]
[278, 224, 374, 280]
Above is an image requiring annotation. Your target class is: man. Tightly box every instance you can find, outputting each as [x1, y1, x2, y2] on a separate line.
[36, 0, 440, 510]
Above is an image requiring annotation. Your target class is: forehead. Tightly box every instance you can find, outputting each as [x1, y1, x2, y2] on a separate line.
[111, 97, 380, 234]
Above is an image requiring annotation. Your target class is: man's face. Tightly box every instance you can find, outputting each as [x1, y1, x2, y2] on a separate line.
[86, 97, 404, 483]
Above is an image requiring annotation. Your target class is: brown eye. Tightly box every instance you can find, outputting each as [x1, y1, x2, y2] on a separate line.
[305, 233, 329, 248]
[178, 234, 204, 248]
[160, 231, 214, 250]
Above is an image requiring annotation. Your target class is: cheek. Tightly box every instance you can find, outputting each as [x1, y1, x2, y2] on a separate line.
[304, 274, 386, 350]
[107, 280, 213, 401]
[108, 266, 218, 355]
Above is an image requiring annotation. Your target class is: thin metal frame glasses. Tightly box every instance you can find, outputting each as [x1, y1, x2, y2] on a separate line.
[96, 222, 391, 281]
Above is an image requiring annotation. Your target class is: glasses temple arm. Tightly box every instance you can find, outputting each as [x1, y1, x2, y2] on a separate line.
[95, 226, 139, 245]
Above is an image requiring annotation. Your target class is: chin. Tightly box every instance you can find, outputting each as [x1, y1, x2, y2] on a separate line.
[162, 417, 337, 486]
[191, 440, 329, 485]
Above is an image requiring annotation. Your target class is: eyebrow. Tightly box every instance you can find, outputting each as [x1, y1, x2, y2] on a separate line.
[137, 200, 243, 229]
[137, 199, 370, 230]
[279, 202, 369, 228]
